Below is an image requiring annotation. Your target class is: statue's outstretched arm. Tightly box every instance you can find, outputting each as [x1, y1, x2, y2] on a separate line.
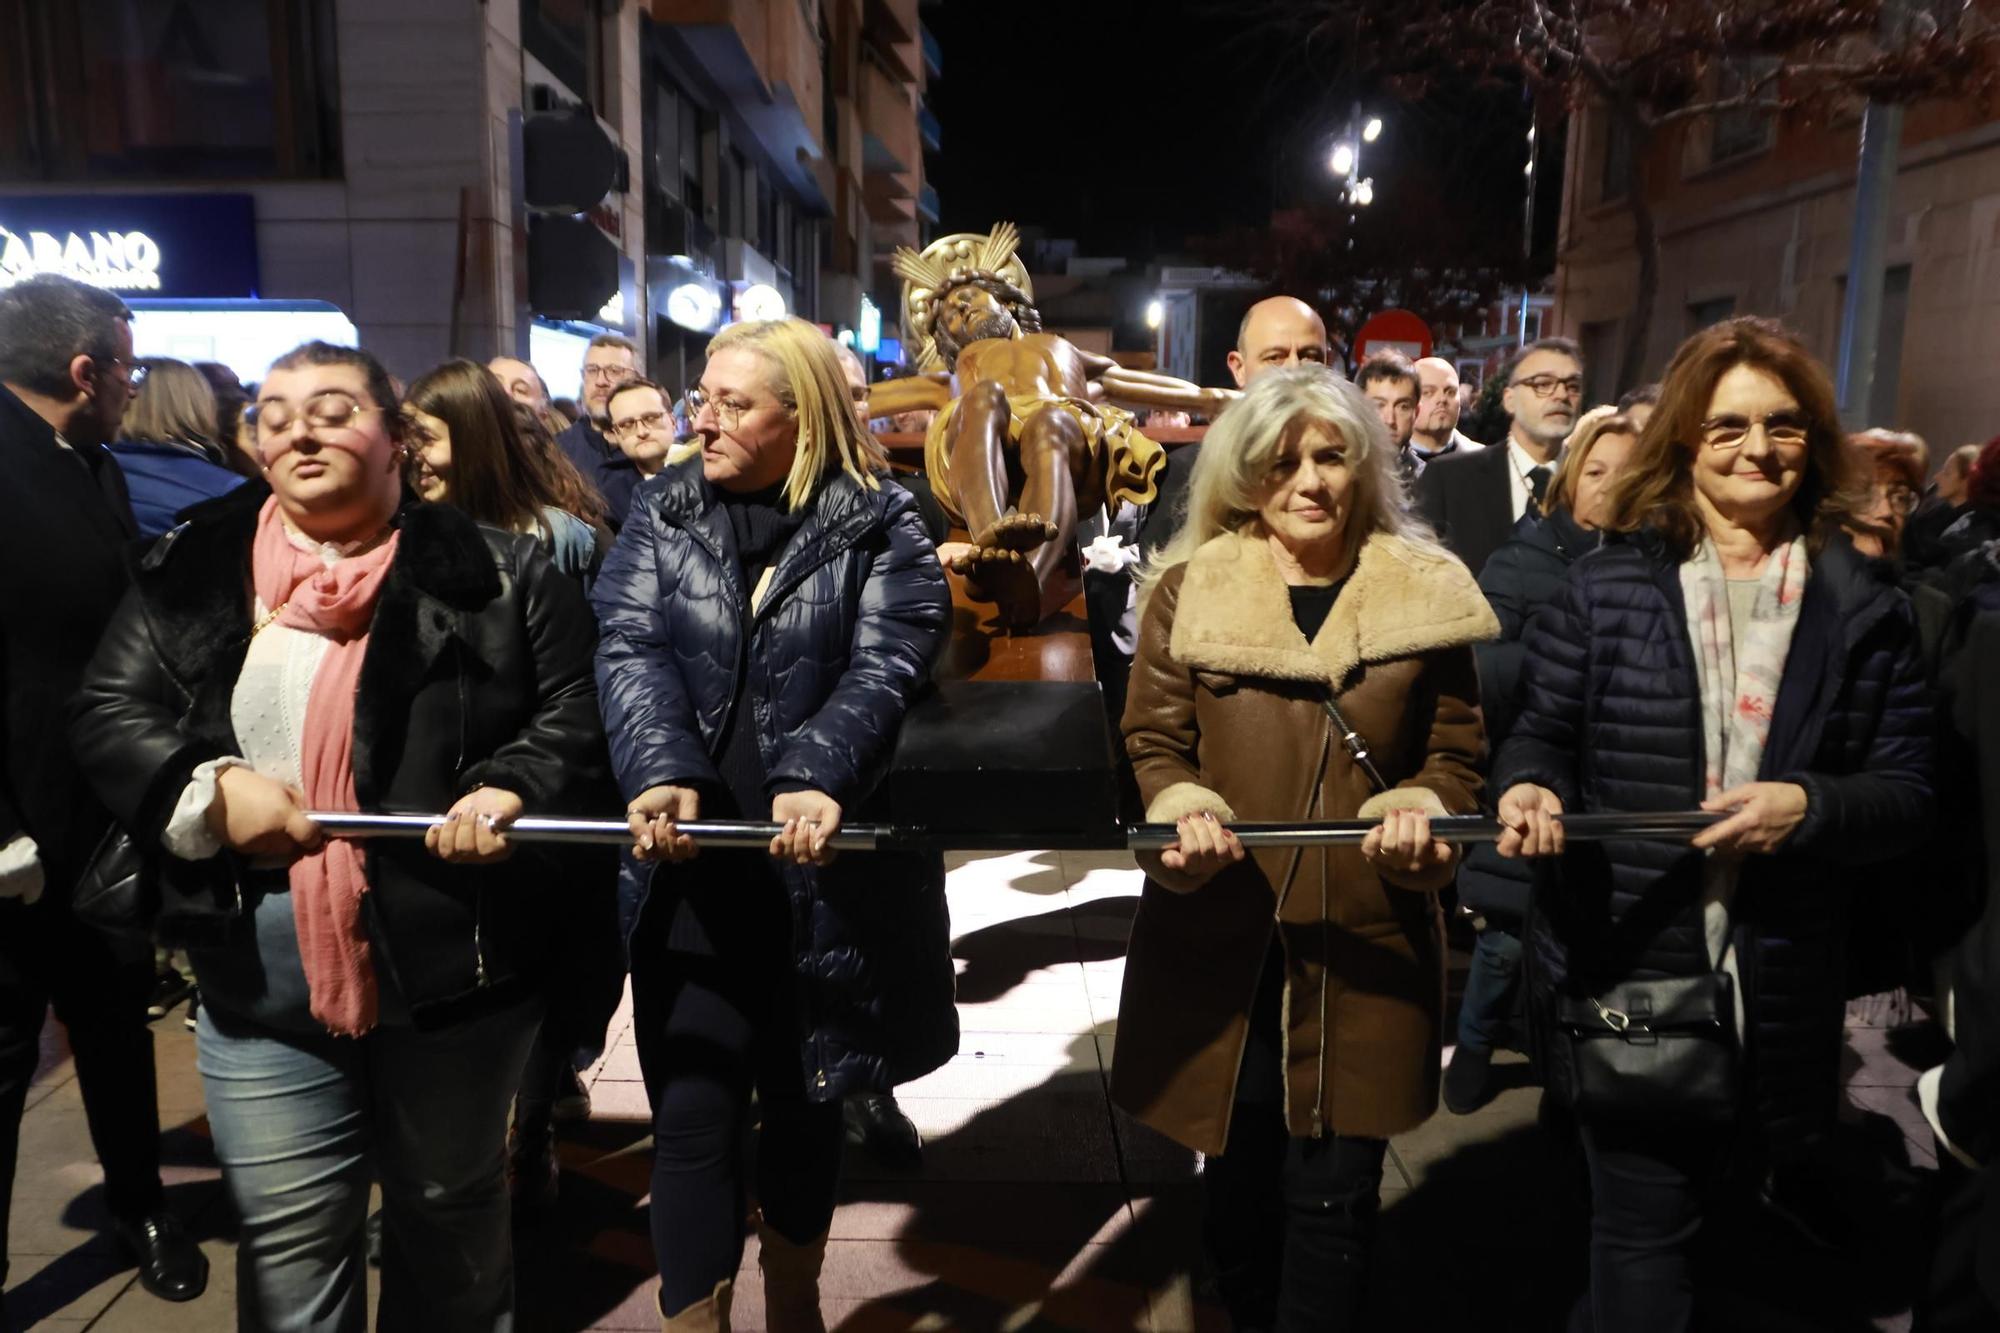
[867, 372, 954, 418]
[1092, 364, 1239, 415]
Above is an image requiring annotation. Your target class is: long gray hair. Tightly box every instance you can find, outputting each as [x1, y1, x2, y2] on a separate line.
[1139, 365, 1443, 603]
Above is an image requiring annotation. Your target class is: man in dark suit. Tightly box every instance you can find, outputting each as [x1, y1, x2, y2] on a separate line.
[0, 277, 207, 1312]
[555, 333, 642, 530]
[1415, 337, 1584, 578]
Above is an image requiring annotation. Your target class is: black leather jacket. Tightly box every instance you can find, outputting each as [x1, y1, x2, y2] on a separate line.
[69, 483, 615, 1029]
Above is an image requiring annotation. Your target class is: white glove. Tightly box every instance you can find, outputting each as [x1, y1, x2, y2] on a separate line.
[0, 835, 45, 906]
[1083, 532, 1139, 575]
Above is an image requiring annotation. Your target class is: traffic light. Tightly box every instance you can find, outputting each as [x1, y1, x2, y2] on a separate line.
[521, 107, 625, 215]
[528, 215, 619, 320]
[520, 105, 626, 319]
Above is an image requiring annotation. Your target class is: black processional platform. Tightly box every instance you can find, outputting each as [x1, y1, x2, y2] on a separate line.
[885, 578, 1125, 850]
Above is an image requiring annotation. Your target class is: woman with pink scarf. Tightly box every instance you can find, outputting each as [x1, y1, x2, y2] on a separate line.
[1493, 319, 1933, 1330]
[72, 341, 612, 1330]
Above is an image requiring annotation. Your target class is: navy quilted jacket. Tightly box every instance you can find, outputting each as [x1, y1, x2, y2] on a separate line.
[1460, 507, 1599, 920]
[1496, 533, 1933, 1152]
[592, 457, 958, 1099]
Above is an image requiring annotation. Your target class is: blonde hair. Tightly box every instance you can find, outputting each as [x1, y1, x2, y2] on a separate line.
[1139, 365, 1442, 604]
[120, 357, 217, 449]
[1544, 409, 1638, 515]
[705, 318, 887, 509]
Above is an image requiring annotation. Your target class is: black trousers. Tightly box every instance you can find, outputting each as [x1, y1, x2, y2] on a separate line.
[1574, 1118, 1727, 1333]
[630, 857, 844, 1315]
[1202, 942, 1387, 1332]
[1919, 1151, 2000, 1332]
[0, 898, 163, 1287]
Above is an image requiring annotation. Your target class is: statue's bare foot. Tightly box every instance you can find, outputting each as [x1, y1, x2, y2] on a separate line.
[970, 510, 1058, 554]
[949, 544, 1041, 629]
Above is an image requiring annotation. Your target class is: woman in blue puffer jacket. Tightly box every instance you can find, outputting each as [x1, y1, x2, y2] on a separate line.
[1495, 319, 1932, 1331]
[592, 319, 955, 1332]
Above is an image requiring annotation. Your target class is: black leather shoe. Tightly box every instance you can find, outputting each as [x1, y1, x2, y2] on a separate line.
[508, 1123, 559, 1215]
[843, 1093, 922, 1168]
[1442, 1045, 1495, 1115]
[550, 1065, 592, 1125]
[113, 1211, 208, 1303]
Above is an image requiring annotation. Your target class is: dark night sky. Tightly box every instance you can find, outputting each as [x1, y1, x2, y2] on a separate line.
[925, 0, 1562, 265]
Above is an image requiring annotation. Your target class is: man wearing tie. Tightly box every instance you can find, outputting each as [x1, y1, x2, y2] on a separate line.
[1414, 338, 1584, 578]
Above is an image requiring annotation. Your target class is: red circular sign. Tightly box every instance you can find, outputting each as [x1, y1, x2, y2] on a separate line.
[1354, 308, 1433, 362]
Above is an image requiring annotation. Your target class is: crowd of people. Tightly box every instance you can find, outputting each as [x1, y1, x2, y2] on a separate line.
[1, 267, 1997, 1333]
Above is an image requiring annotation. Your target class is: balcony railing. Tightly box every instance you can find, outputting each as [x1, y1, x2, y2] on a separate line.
[918, 182, 940, 221]
[918, 101, 942, 153]
[920, 23, 942, 80]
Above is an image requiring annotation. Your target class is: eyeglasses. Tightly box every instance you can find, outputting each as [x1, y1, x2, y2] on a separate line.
[248, 391, 387, 439]
[581, 363, 632, 382]
[684, 387, 775, 433]
[611, 410, 669, 438]
[1699, 411, 1810, 452]
[1510, 374, 1585, 400]
[1877, 483, 1921, 517]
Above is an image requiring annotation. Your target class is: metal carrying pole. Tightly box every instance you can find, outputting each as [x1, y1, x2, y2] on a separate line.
[306, 811, 1720, 853]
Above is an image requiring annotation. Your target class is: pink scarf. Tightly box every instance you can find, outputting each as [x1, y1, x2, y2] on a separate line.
[250, 497, 400, 1036]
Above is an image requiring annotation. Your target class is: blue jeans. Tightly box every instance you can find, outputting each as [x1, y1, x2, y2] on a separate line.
[1455, 922, 1523, 1053]
[196, 998, 539, 1332]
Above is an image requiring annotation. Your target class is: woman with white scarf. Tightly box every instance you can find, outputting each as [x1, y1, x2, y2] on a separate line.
[1493, 317, 1933, 1331]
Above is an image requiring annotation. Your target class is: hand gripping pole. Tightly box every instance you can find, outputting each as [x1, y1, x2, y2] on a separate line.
[306, 810, 1720, 853]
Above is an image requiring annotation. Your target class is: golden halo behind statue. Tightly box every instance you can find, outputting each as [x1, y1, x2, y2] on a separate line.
[892, 223, 1035, 372]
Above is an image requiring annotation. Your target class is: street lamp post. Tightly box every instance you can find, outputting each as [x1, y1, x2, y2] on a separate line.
[1329, 101, 1379, 212]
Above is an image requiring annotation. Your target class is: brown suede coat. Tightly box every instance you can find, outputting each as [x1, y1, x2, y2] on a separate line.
[1114, 528, 1497, 1154]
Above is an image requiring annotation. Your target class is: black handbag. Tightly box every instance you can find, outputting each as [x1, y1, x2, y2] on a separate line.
[1553, 970, 1739, 1124]
[69, 823, 158, 945]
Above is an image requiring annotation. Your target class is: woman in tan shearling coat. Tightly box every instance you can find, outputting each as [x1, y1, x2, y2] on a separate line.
[1117, 366, 1496, 1330]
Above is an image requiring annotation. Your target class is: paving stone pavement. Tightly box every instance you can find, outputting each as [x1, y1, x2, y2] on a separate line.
[5, 850, 1945, 1330]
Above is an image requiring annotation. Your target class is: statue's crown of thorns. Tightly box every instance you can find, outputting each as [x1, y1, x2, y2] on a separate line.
[893, 222, 1040, 370]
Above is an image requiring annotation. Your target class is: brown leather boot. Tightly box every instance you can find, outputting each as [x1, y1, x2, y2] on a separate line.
[660, 1278, 733, 1332]
[756, 1215, 829, 1333]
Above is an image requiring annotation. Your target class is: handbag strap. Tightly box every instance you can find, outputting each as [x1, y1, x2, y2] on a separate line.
[1321, 693, 1389, 794]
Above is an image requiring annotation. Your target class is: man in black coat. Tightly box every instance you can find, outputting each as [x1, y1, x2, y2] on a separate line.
[556, 333, 642, 530]
[1415, 337, 1584, 579]
[0, 276, 207, 1310]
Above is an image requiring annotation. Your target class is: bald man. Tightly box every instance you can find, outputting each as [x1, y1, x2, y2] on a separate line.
[1409, 357, 1483, 466]
[1143, 296, 1332, 552]
[1226, 296, 1332, 386]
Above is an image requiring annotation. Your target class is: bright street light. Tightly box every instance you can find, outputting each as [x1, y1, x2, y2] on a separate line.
[1330, 143, 1355, 176]
[1363, 117, 1383, 143]
[1145, 298, 1164, 330]
[1354, 178, 1375, 207]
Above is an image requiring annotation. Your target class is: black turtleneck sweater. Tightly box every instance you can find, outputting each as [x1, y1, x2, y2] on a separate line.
[710, 482, 807, 817]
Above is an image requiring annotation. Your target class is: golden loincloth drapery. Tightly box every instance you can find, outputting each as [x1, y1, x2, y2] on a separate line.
[923, 391, 1166, 528]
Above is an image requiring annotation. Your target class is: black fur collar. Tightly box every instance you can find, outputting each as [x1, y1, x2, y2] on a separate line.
[135, 487, 506, 804]
[140, 486, 501, 664]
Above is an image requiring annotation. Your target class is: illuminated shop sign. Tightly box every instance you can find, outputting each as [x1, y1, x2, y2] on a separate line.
[0, 194, 258, 298]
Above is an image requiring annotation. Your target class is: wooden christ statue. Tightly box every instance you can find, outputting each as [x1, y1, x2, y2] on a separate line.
[869, 223, 1238, 629]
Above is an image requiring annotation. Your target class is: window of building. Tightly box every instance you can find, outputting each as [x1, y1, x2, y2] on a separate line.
[1599, 110, 1635, 205]
[1688, 296, 1736, 333]
[1579, 319, 1621, 409]
[0, 0, 340, 181]
[651, 80, 680, 204]
[1870, 264, 1912, 429]
[680, 98, 705, 221]
[521, 0, 604, 112]
[756, 173, 776, 255]
[1709, 58, 1778, 165]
